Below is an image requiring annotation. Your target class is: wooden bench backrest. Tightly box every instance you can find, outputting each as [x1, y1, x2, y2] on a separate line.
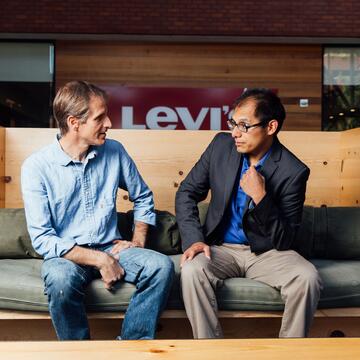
[1, 128, 359, 212]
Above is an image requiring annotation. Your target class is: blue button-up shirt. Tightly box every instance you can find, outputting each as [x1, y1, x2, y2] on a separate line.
[21, 136, 156, 260]
[222, 149, 271, 244]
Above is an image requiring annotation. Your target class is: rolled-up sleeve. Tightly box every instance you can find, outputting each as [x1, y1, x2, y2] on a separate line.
[118, 146, 156, 226]
[21, 159, 76, 260]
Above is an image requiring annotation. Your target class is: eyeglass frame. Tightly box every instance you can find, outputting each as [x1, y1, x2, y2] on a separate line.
[227, 117, 269, 133]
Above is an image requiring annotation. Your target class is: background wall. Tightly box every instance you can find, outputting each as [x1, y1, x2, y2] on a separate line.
[3, 128, 360, 212]
[0, 127, 4, 208]
[1, 0, 360, 38]
[56, 41, 322, 131]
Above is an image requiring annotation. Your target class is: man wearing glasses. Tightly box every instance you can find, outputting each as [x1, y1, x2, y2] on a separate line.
[176, 88, 322, 338]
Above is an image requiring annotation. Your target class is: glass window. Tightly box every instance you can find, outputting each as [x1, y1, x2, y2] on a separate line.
[323, 47, 360, 131]
[0, 42, 54, 127]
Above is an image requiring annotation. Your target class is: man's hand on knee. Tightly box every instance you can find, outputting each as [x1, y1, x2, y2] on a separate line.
[110, 239, 134, 255]
[180, 242, 211, 268]
[98, 252, 125, 290]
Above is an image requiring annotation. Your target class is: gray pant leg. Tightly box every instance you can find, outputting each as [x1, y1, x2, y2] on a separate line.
[244, 249, 323, 337]
[180, 245, 243, 339]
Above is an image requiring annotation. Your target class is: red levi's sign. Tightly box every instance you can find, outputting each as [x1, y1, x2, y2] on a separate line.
[102, 86, 248, 130]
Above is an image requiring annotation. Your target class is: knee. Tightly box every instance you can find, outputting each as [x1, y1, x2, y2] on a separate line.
[291, 266, 323, 295]
[301, 267, 322, 289]
[146, 253, 175, 281]
[181, 258, 207, 284]
[43, 259, 84, 297]
[158, 255, 175, 280]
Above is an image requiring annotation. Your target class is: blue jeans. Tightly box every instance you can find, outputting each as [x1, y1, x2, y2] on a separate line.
[41, 246, 174, 340]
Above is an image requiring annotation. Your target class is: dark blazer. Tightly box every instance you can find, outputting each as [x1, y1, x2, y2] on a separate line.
[175, 132, 310, 254]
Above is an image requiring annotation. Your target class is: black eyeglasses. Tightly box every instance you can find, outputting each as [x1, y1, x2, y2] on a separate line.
[227, 117, 267, 133]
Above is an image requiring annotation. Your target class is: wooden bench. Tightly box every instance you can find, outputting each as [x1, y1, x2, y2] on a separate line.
[0, 127, 359, 340]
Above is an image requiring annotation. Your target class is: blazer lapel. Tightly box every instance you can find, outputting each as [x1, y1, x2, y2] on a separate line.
[246, 138, 282, 211]
[259, 138, 282, 184]
[222, 144, 242, 212]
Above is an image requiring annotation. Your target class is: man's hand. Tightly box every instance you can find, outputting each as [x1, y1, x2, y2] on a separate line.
[63, 245, 124, 290]
[110, 240, 134, 255]
[97, 252, 125, 290]
[240, 165, 266, 204]
[180, 241, 211, 267]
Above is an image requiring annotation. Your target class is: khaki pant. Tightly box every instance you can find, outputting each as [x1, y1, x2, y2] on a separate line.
[181, 244, 323, 338]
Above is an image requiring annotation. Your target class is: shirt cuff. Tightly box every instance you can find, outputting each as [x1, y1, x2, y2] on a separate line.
[133, 209, 156, 226]
[46, 238, 77, 260]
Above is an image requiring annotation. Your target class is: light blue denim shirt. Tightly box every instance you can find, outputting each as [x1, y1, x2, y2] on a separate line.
[21, 136, 156, 260]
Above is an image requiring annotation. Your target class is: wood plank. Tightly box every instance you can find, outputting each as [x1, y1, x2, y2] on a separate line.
[0, 315, 360, 340]
[1, 308, 360, 320]
[5, 128, 358, 211]
[0, 338, 360, 359]
[221, 317, 360, 338]
[340, 177, 360, 206]
[340, 127, 360, 155]
[0, 127, 4, 208]
[278, 131, 341, 159]
[4, 129, 216, 212]
[340, 128, 360, 206]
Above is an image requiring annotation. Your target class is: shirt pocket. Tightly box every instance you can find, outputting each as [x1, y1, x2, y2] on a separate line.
[97, 195, 116, 229]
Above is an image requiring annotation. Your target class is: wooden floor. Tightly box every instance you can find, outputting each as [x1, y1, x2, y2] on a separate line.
[1, 338, 360, 360]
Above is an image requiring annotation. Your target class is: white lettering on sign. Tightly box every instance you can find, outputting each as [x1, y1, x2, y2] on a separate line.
[121, 106, 230, 130]
[146, 106, 178, 130]
[210, 108, 221, 130]
[122, 106, 146, 129]
[175, 107, 209, 130]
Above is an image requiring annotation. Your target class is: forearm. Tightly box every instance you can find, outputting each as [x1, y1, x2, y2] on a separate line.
[131, 221, 149, 248]
[176, 134, 220, 251]
[245, 192, 303, 252]
[65, 246, 124, 290]
[63, 245, 106, 268]
[258, 196, 299, 249]
[176, 182, 210, 251]
[177, 211, 206, 252]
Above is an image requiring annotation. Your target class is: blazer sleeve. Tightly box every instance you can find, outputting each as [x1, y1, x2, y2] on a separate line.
[244, 165, 310, 253]
[175, 134, 219, 252]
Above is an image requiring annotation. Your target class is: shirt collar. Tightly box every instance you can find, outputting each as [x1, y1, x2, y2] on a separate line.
[52, 134, 98, 166]
[243, 146, 272, 170]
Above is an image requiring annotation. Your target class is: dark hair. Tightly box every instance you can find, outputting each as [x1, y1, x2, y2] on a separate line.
[53, 81, 108, 135]
[233, 88, 286, 134]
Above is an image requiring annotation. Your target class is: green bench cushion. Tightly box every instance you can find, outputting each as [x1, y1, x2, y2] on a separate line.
[0, 209, 40, 259]
[1, 206, 360, 260]
[294, 206, 360, 260]
[0, 209, 181, 259]
[0, 206, 359, 313]
[1, 257, 360, 312]
[311, 259, 360, 308]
